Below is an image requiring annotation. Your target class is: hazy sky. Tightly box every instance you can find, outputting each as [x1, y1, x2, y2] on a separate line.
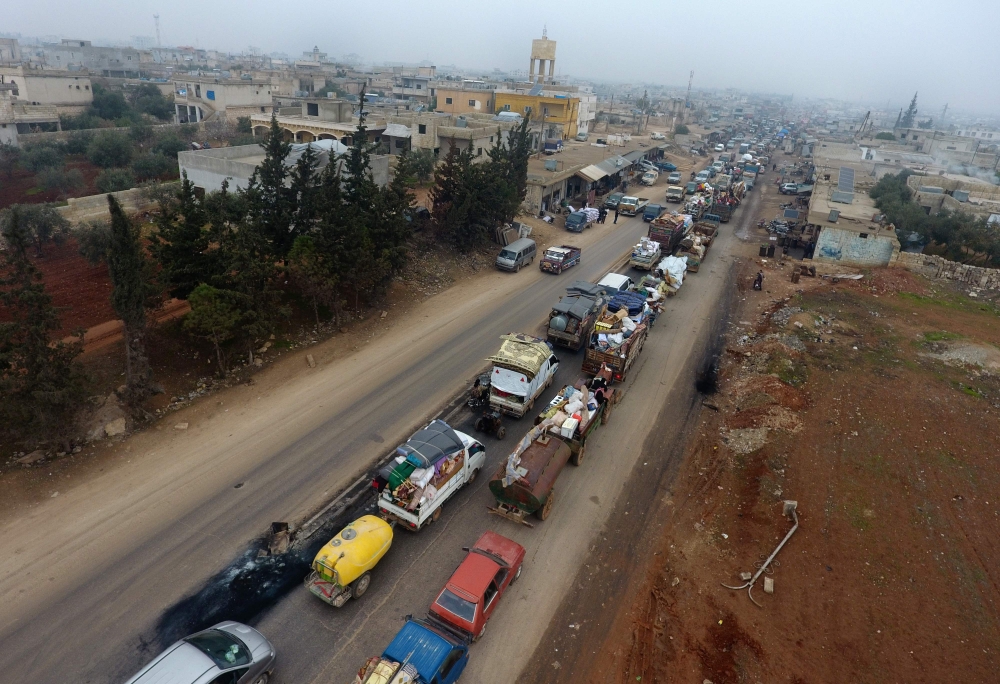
[8, 0, 1000, 115]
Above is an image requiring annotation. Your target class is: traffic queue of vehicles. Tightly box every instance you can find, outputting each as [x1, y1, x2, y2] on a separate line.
[124, 130, 770, 684]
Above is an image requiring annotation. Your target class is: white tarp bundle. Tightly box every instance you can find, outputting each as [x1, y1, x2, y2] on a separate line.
[581, 207, 600, 222]
[657, 255, 689, 288]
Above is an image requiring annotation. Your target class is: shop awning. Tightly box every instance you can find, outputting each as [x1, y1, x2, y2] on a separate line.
[576, 164, 607, 182]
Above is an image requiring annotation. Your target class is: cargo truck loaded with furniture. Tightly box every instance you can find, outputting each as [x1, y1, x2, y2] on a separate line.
[376, 420, 486, 531]
[546, 282, 607, 352]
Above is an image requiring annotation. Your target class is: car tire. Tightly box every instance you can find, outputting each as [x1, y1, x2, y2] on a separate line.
[431, 506, 443, 523]
[251, 674, 270, 684]
[475, 417, 485, 432]
[352, 572, 371, 599]
[476, 623, 487, 641]
[515, 263, 521, 273]
[468, 467, 478, 484]
[570, 444, 585, 466]
[496, 426, 506, 440]
[512, 564, 523, 583]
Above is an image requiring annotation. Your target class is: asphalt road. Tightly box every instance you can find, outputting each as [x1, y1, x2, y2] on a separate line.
[0, 193, 701, 683]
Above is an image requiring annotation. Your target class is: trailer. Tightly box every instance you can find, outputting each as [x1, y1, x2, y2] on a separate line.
[648, 213, 692, 253]
[489, 378, 617, 525]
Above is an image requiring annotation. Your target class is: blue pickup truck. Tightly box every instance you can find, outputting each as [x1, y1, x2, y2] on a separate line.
[354, 618, 470, 684]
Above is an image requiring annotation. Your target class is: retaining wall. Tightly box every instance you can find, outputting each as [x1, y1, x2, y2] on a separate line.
[894, 251, 1000, 291]
[57, 184, 179, 224]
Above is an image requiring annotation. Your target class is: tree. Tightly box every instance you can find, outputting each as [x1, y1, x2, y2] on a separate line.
[90, 83, 132, 122]
[675, 124, 690, 135]
[242, 114, 295, 259]
[129, 83, 174, 121]
[65, 130, 94, 155]
[0, 142, 20, 179]
[875, 132, 896, 141]
[900, 92, 918, 129]
[39, 167, 85, 197]
[151, 172, 218, 300]
[96, 168, 136, 193]
[183, 284, 240, 374]
[130, 153, 175, 182]
[1, 203, 71, 257]
[153, 133, 188, 159]
[287, 235, 342, 329]
[102, 196, 158, 407]
[409, 148, 435, 184]
[88, 131, 135, 168]
[20, 142, 65, 173]
[0, 207, 86, 440]
[236, 116, 252, 134]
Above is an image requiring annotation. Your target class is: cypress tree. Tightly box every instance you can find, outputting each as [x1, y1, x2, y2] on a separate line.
[151, 172, 217, 300]
[244, 114, 294, 259]
[106, 195, 157, 407]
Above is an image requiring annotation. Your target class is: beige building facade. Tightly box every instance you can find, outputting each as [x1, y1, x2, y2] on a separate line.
[172, 76, 274, 123]
[0, 66, 93, 115]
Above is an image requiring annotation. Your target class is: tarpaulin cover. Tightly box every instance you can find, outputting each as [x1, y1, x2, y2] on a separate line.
[566, 281, 607, 298]
[396, 420, 465, 468]
[658, 255, 688, 287]
[486, 333, 551, 378]
[491, 366, 531, 397]
[552, 294, 601, 321]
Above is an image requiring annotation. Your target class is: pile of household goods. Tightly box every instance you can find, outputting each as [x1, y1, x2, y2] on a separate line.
[636, 274, 669, 308]
[677, 233, 710, 271]
[631, 237, 660, 260]
[566, 206, 600, 222]
[686, 193, 712, 214]
[591, 294, 650, 353]
[536, 382, 602, 441]
[354, 657, 418, 684]
[379, 421, 467, 512]
[655, 255, 689, 294]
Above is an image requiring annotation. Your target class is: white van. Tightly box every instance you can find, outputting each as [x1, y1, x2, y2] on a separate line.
[496, 238, 537, 272]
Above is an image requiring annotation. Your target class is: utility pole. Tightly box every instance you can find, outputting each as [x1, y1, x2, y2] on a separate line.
[684, 70, 694, 121]
[940, 103, 948, 128]
[607, 94, 613, 132]
[154, 14, 161, 47]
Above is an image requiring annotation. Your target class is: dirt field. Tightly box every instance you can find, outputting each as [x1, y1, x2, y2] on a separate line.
[570, 263, 1000, 683]
[0, 157, 104, 208]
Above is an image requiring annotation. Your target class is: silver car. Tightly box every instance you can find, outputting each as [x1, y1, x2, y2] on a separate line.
[124, 622, 275, 684]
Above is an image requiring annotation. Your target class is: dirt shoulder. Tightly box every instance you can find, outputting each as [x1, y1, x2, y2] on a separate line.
[526, 261, 1000, 683]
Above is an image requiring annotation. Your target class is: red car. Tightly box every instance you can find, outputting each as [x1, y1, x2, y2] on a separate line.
[429, 531, 526, 641]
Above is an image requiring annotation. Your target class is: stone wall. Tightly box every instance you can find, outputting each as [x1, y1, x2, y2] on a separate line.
[19, 122, 202, 145]
[56, 184, 178, 224]
[894, 251, 1000, 291]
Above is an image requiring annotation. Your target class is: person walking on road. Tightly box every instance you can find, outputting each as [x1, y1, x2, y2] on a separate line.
[614, 207, 619, 224]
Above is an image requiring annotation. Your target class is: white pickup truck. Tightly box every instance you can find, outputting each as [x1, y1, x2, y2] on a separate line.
[488, 333, 559, 418]
[377, 420, 486, 531]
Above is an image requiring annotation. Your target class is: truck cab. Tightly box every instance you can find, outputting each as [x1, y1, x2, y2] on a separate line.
[643, 204, 664, 222]
[564, 211, 591, 233]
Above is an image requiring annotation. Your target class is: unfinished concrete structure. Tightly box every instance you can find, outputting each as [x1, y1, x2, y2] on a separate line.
[529, 30, 557, 84]
[178, 140, 390, 193]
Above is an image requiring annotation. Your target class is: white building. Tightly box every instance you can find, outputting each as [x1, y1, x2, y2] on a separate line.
[172, 76, 274, 123]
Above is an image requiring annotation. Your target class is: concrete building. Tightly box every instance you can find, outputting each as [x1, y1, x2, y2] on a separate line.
[172, 76, 274, 123]
[33, 39, 151, 77]
[380, 111, 514, 161]
[529, 30, 557, 84]
[0, 38, 21, 64]
[249, 99, 384, 145]
[178, 139, 389, 193]
[0, 66, 93, 115]
[907, 175, 1000, 219]
[390, 66, 436, 104]
[807, 166, 900, 267]
[0, 81, 63, 137]
[435, 82, 495, 115]
[493, 91, 579, 140]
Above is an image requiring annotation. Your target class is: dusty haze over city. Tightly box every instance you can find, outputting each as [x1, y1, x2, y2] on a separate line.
[6, 0, 1000, 113]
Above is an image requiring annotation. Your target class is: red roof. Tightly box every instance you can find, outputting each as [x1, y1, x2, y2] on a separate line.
[448, 552, 500, 600]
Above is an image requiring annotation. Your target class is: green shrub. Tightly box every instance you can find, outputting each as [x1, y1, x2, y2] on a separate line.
[87, 130, 134, 168]
[39, 167, 85, 195]
[65, 130, 94, 155]
[130, 153, 175, 181]
[95, 167, 136, 193]
[153, 133, 188, 159]
[20, 143, 65, 173]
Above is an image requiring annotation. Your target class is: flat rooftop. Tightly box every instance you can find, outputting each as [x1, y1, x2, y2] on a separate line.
[527, 137, 665, 186]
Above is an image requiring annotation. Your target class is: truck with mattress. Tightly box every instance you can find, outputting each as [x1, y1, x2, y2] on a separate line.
[582, 293, 649, 382]
[546, 282, 607, 352]
[487, 333, 559, 417]
[375, 420, 486, 531]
